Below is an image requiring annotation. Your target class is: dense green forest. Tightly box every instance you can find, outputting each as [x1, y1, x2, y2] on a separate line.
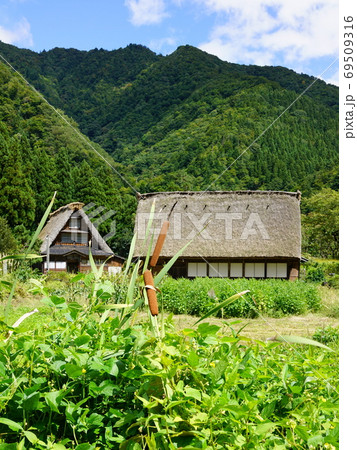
[0, 42, 338, 257]
[0, 63, 136, 255]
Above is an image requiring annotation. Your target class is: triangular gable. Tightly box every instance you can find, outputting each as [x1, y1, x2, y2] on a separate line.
[39, 202, 114, 255]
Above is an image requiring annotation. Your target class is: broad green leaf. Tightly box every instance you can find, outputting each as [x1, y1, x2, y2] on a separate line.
[71, 273, 86, 283]
[0, 418, 24, 431]
[197, 323, 220, 336]
[187, 351, 200, 367]
[184, 387, 201, 401]
[23, 391, 40, 411]
[75, 444, 96, 450]
[74, 335, 91, 346]
[195, 291, 250, 324]
[307, 435, 324, 447]
[64, 364, 83, 378]
[41, 295, 67, 309]
[255, 422, 276, 435]
[24, 430, 39, 444]
[44, 390, 64, 413]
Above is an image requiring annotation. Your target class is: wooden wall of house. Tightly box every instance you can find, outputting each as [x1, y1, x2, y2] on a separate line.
[153, 257, 300, 280]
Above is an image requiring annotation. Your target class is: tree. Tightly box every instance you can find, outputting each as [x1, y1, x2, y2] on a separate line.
[302, 188, 339, 259]
[0, 216, 17, 255]
[0, 135, 36, 229]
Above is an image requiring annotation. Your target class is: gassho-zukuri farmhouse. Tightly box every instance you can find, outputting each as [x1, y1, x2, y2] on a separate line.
[133, 190, 302, 280]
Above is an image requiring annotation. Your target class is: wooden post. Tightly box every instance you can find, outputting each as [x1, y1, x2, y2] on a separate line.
[289, 261, 300, 281]
[46, 235, 50, 274]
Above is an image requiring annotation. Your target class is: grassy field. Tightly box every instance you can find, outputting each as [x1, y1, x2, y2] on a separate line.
[4, 283, 338, 341]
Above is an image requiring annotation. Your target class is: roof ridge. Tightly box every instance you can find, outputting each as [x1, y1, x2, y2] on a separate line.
[138, 190, 301, 200]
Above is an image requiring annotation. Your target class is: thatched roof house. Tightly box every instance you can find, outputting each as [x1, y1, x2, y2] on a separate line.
[134, 191, 301, 280]
[39, 202, 123, 273]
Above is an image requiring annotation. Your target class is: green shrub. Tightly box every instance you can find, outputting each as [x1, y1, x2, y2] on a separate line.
[159, 277, 321, 318]
[305, 265, 325, 283]
[302, 259, 339, 288]
[313, 325, 339, 344]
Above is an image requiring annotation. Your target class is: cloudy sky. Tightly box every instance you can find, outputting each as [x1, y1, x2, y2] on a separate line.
[0, 0, 339, 85]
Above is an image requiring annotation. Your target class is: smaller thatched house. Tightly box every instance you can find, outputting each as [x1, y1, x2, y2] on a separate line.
[39, 202, 123, 274]
[134, 191, 301, 280]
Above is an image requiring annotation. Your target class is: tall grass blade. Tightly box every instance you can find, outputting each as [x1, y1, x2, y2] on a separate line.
[195, 290, 250, 325]
[27, 192, 56, 254]
[123, 232, 137, 278]
[144, 200, 156, 242]
[126, 259, 140, 304]
[271, 335, 334, 351]
[0, 254, 42, 262]
[88, 244, 98, 276]
[142, 233, 154, 274]
[154, 240, 192, 286]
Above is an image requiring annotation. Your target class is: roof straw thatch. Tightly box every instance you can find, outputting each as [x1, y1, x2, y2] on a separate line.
[134, 191, 301, 259]
[39, 202, 113, 255]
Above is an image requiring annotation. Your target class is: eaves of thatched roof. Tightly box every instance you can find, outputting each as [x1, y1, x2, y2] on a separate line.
[134, 191, 301, 260]
[39, 202, 113, 255]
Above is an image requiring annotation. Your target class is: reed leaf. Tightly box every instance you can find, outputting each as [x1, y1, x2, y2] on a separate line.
[126, 259, 140, 304]
[270, 335, 334, 351]
[195, 290, 250, 325]
[154, 240, 192, 286]
[123, 232, 137, 278]
[27, 192, 56, 254]
[0, 254, 42, 262]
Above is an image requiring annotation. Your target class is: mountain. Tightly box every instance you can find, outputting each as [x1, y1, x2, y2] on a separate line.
[0, 41, 338, 256]
[0, 42, 338, 195]
[0, 61, 136, 254]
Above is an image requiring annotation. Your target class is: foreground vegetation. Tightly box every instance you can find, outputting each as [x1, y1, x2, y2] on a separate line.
[0, 268, 339, 449]
[0, 202, 339, 448]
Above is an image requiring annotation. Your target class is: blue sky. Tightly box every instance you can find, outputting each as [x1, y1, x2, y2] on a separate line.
[0, 0, 339, 85]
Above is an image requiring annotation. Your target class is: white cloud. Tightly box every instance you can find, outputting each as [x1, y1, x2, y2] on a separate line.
[0, 17, 33, 47]
[149, 36, 177, 52]
[125, 0, 169, 26]
[195, 0, 338, 73]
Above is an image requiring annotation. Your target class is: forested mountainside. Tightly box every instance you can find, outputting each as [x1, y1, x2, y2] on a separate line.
[0, 42, 338, 257]
[0, 63, 136, 254]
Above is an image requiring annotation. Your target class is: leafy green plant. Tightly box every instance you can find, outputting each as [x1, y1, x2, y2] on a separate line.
[313, 325, 339, 345]
[0, 205, 338, 449]
[158, 277, 321, 318]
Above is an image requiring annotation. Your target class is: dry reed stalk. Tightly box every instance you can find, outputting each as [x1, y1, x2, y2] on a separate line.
[150, 220, 169, 267]
[144, 269, 159, 316]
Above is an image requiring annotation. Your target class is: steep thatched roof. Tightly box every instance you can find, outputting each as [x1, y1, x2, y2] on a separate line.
[39, 202, 113, 255]
[134, 191, 301, 259]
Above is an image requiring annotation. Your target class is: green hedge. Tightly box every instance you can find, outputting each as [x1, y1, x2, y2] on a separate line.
[159, 277, 321, 318]
[301, 259, 339, 288]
